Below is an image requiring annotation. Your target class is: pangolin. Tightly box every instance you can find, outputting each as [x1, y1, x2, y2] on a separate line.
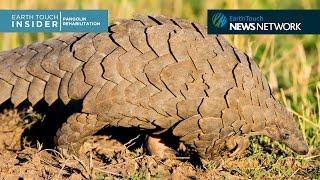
[0, 15, 308, 159]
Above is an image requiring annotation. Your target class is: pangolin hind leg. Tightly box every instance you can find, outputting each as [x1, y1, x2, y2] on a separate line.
[146, 135, 177, 159]
[55, 112, 107, 154]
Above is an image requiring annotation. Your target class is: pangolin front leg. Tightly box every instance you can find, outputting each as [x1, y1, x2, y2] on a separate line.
[55, 113, 107, 153]
[226, 136, 249, 157]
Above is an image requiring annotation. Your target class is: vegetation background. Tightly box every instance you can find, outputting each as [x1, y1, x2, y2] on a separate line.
[0, 0, 319, 178]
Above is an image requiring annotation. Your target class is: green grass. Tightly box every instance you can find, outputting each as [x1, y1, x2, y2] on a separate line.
[0, 0, 319, 178]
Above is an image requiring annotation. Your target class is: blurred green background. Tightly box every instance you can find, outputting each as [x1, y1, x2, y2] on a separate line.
[0, 0, 319, 150]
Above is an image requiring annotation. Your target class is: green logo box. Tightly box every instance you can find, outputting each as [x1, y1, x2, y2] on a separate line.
[0, 10, 108, 32]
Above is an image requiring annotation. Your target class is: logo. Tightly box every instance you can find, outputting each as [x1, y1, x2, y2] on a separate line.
[208, 10, 320, 34]
[211, 12, 227, 28]
[0, 10, 108, 32]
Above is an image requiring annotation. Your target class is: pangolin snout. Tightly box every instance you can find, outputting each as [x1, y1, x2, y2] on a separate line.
[299, 147, 309, 155]
[283, 135, 309, 155]
[294, 141, 309, 155]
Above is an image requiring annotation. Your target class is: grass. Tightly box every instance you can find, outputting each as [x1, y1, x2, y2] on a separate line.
[0, 0, 319, 178]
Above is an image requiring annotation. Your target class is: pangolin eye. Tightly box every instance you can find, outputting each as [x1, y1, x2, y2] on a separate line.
[283, 133, 290, 140]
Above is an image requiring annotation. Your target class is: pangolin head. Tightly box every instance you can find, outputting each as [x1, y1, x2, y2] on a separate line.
[263, 101, 308, 155]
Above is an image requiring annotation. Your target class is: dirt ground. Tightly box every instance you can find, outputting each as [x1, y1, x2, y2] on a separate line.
[0, 109, 319, 180]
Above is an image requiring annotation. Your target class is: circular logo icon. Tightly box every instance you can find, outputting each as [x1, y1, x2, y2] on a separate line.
[212, 13, 227, 28]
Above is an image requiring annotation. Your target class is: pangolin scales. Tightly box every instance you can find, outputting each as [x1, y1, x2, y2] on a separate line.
[0, 15, 308, 159]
